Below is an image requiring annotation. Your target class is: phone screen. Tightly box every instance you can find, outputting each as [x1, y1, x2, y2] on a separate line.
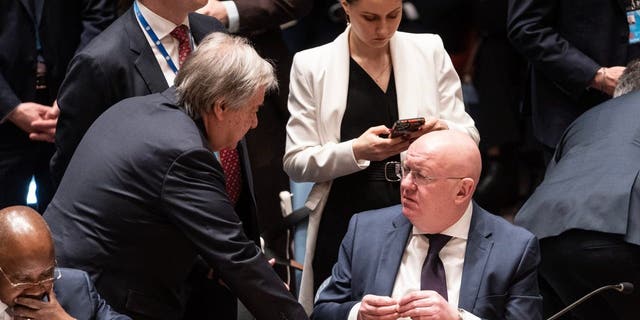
[389, 117, 425, 138]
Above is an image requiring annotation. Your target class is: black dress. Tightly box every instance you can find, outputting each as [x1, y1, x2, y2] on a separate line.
[313, 58, 401, 290]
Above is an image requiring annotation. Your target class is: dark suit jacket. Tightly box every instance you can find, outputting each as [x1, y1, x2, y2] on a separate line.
[44, 88, 307, 320]
[507, 0, 640, 147]
[54, 268, 130, 320]
[515, 91, 640, 246]
[313, 203, 542, 320]
[50, 7, 224, 185]
[0, 0, 115, 147]
[231, 0, 313, 276]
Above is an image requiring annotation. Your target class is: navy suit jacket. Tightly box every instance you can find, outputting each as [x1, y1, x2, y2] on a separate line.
[507, 0, 640, 147]
[49, 6, 261, 244]
[54, 268, 130, 320]
[50, 7, 224, 186]
[313, 203, 542, 320]
[516, 91, 640, 246]
[44, 88, 306, 320]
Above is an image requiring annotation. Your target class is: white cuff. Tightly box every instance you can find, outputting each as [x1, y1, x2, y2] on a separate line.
[348, 302, 361, 320]
[459, 308, 481, 320]
[221, 1, 239, 33]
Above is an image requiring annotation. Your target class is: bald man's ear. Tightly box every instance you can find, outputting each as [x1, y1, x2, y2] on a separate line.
[454, 178, 475, 204]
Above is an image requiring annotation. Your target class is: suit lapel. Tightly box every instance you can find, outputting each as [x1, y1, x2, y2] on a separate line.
[319, 27, 350, 144]
[390, 33, 420, 119]
[371, 212, 412, 296]
[125, 9, 170, 94]
[458, 204, 493, 311]
[18, 0, 36, 24]
[34, 0, 44, 28]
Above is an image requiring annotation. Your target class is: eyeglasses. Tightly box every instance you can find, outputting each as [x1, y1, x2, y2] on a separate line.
[0, 264, 61, 290]
[383, 162, 467, 185]
[400, 164, 465, 185]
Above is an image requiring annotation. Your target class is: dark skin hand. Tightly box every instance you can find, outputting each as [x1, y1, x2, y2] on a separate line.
[11, 290, 75, 320]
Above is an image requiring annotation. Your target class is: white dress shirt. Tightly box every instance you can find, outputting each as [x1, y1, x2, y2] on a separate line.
[134, 1, 191, 86]
[0, 300, 11, 320]
[348, 203, 481, 320]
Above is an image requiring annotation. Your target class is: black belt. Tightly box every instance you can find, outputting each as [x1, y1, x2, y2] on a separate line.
[364, 161, 401, 182]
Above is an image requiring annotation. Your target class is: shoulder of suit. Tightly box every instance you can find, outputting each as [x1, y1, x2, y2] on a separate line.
[55, 268, 90, 286]
[393, 31, 445, 51]
[293, 40, 336, 63]
[352, 204, 404, 227]
[188, 12, 226, 33]
[73, 14, 132, 60]
[474, 205, 536, 241]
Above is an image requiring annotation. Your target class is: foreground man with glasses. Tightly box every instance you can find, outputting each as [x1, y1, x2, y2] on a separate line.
[313, 130, 542, 320]
[0, 206, 129, 320]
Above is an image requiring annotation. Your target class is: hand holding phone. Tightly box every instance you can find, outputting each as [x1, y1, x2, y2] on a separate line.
[389, 117, 425, 138]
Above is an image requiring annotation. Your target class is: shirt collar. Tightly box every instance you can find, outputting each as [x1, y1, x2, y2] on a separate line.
[412, 202, 473, 240]
[0, 300, 9, 318]
[137, 1, 190, 40]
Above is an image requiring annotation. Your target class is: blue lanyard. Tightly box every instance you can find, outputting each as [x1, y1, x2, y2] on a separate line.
[133, 1, 180, 74]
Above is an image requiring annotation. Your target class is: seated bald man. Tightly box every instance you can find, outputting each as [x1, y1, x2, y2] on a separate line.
[0, 206, 129, 320]
[313, 130, 542, 320]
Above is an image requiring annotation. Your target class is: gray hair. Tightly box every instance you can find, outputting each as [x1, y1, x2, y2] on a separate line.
[175, 32, 278, 118]
[614, 59, 640, 97]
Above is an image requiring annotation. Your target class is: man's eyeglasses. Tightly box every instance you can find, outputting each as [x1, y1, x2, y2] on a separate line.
[384, 161, 466, 185]
[0, 264, 61, 290]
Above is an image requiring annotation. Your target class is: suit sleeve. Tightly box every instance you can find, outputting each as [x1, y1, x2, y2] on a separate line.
[51, 52, 113, 184]
[283, 53, 368, 183]
[160, 149, 308, 320]
[0, 73, 21, 120]
[81, 271, 132, 320]
[312, 215, 360, 319]
[507, 0, 600, 99]
[78, 0, 117, 51]
[503, 235, 543, 320]
[233, 0, 312, 33]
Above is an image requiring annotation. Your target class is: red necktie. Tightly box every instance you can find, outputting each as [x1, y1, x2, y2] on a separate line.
[421, 234, 452, 300]
[219, 149, 242, 205]
[169, 24, 191, 67]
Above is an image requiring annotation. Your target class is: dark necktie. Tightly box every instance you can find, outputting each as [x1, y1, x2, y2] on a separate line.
[421, 234, 452, 300]
[169, 24, 191, 67]
[219, 149, 242, 205]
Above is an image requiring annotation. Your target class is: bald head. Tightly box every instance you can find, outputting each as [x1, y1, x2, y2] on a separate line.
[408, 130, 482, 183]
[0, 206, 54, 266]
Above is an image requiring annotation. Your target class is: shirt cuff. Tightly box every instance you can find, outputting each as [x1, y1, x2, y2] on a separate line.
[459, 308, 481, 320]
[221, 1, 239, 33]
[348, 302, 361, 320]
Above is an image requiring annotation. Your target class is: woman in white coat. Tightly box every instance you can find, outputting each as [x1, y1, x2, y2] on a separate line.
[284, 0, 479, 312]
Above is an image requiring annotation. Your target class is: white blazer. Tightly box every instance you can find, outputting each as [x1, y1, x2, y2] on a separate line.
[284, 26, 479, 313]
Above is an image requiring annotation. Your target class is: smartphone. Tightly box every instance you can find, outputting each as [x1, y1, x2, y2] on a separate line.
[389, 117, 425, 138]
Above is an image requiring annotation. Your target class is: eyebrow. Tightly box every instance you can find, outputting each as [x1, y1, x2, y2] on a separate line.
[361, 7, 402, 15]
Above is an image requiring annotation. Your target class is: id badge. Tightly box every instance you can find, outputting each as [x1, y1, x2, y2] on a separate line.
[628, 9, 640, 44]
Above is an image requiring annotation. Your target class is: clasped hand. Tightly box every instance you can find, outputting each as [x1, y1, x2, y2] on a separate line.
[358, 291, 459, 320]
[7, 101, 59, 143]
[352, 118, 448, 162]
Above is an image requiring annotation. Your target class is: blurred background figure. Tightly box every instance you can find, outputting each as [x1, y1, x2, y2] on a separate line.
[508, 0, 640, 162]
[515, 60, 640, 320]
[0, 0, 115, 212]
[196, 0, 313, 286]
